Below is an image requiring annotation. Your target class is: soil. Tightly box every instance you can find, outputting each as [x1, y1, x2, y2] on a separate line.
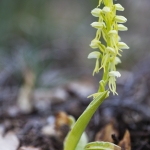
[0, 59, 150, 150]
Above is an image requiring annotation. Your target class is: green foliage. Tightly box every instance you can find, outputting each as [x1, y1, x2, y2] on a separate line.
[84, 141, 121, 150]
[64, 91, 108, 150]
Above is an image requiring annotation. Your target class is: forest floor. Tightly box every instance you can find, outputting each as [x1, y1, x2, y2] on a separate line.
[0, 59, 150, 150]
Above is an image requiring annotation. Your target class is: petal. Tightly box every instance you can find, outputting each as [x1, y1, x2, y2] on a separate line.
[118, 24, 128, 31]
[109, 71, 121, 78]
[118, 36, 121, 41]
[108, 30, 117, 36]
[115, 57, 121, 65]
[115, 4, 124, 11]
[118, 42, 129, 49]
[106, 47, 116, 54]
[115, 15, 127, 23]
[90, 39, 101, 49]
[91, 22, 103, 29]
[102, 6, 111, 13]
[88, 51, 101, 59]
[91, 8, 102, 17]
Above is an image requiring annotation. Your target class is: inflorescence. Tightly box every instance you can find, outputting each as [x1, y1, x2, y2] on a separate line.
[88, 0, 129, 95]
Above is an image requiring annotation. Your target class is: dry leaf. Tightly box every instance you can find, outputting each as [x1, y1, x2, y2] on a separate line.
[85, 141, 121, 150]
[55, 111, 71, 140]
[55, 111, 70, 129]
[0, 132, 19, 150]
[95, 121, 118, 143]
[118, 130, 131, 150]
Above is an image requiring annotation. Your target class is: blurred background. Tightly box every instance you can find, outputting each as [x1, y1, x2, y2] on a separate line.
[0, 1, 150, 149]
[0, 0, 150, 89]
[0, 0, 150, 111]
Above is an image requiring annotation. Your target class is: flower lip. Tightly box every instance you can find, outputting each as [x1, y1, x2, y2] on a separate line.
[91, 8, 102, 17]
[109, 71, 121, 78]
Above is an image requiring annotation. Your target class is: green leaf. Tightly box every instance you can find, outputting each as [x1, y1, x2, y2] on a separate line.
[64, 91, 108, 150]
[84, 141, 121, 150]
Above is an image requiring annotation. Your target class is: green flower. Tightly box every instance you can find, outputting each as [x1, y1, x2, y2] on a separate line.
[108, 71, 121, 95]
[88, 51, 101, 75]
[117, 24, 128, 31]
[91, 8, 102, 17]
[89, 0, 129, 95]
[91, 22, 104, 29]
[90, 39, 101, 49]
[115, 4, 124, 11]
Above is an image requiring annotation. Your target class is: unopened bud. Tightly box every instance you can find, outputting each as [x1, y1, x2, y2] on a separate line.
[91, 22, 103, 29]
[91, 8, 102, 17]
[115, 4, 124, 11]
[115, 15, 127, 23]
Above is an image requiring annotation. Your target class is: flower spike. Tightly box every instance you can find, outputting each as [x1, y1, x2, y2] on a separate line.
[89, 0, 129, 95]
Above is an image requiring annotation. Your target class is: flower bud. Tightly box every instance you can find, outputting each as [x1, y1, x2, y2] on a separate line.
[91, 8, 102, 17]
[108, 30, 117, 36]
[118, 42, 129, 49]
[115, 57, 121, 65]
[102, 6, 110, 13]
[115, 4, 124, 11]
[90, 39, 101, 49]
[88, 51, 101, 59]
[115, 15, 127, 23]
[117, 24, 128, 31]
[118, 36, 121, 41]
[91, 22, 103, 29]
[106, 47, 116, 54]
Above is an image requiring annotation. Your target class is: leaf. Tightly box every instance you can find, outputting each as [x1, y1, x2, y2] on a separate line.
[64, 91, 108, 150]
[84, 141, 121, 150]
[75, 132, 88, 150]
[95, 121, 118, 143]
[55, 111, 71, 141]
[118, 130, 131, 150]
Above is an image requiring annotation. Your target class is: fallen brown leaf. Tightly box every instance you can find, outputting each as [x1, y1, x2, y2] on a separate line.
[118, 130, 131, 150]
[55, 111, 71, 141]
[95, 121, 118, 143]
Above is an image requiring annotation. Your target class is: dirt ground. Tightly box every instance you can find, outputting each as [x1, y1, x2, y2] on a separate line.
[0, 58, 150, 150]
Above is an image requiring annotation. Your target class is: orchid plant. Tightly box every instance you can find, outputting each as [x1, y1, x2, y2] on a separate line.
[64, 0, 129, 150]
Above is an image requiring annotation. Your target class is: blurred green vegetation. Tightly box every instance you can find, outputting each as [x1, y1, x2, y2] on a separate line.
[0, 0, 150, 87]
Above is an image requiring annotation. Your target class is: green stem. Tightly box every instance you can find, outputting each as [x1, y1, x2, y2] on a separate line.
[64, 91, 108, 150]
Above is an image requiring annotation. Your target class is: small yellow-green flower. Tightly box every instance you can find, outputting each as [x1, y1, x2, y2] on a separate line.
[108, 71, 121, 95]
[91, 8, 102, 17]
[88, 0, 129, 95]
[88, 51, 101, 75]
